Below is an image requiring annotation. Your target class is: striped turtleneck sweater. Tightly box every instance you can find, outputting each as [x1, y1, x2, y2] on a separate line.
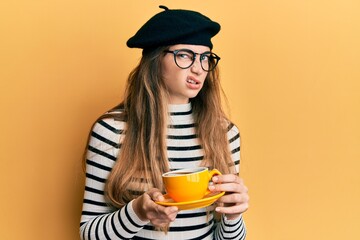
[80, 103, 246, 239]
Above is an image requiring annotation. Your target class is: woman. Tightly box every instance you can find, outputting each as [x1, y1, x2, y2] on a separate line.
[80, 5, 249, 239]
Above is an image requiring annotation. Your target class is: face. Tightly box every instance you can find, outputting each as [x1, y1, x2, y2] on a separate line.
[161, 44, 210, 104]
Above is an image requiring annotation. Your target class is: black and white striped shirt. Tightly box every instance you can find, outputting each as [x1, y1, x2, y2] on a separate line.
[80, 103, 246, 239]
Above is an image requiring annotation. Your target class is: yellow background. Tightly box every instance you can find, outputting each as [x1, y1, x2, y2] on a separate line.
[1, 0, 359, 239]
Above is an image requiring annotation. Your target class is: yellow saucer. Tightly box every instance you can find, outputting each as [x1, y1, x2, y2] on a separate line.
[156, 191, 225, 210]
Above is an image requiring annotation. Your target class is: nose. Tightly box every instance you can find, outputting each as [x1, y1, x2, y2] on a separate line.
[190, 55, 203, 74]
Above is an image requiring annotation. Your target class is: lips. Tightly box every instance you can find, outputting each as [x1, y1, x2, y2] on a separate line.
[186, 76, 200, 85]
[186, 76, 202, 90]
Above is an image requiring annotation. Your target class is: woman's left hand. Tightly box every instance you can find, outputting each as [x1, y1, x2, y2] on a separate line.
[209, 174, 249, 220]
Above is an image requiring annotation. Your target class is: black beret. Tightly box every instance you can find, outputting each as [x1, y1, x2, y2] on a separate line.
[127, 5, 221, 50]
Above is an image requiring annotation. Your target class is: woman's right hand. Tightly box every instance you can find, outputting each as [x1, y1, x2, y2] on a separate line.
[132, 188, 179, 228]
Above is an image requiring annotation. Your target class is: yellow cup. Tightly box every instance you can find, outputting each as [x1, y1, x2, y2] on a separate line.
[162, 167, 222, 202]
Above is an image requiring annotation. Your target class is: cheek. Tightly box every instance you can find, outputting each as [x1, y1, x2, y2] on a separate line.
[205, 72, 209, 78]
[201, 73, 209, 82]
[163, 64, 185, 82]
[161, 60, 175, 80]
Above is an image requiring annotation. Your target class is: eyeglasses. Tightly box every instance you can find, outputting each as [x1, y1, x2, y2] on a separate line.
[164, 49, 221, 72]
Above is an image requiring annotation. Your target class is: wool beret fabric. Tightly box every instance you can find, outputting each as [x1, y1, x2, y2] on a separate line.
[127, 5, 220, 50]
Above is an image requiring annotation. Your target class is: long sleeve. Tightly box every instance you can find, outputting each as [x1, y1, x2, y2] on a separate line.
[80, 119, 149, 239]
[214, 215, 246, 240]
[213, 123, 247, 240]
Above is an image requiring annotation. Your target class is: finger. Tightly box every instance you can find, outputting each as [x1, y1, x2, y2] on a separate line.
[164, 207, 179, 221]
[209, 182, 244, 193]
[151, 205, 178, 222]
[216, 193, 249, 204]
[146, 205, 173, 221]
[165, 206, 179, 214]
[212, 174, 242, 184]
[215, 202, 249, 215]
[152, 203, 178, 217]
[210, 179, 248, 193]
[147, 188, 165, 202]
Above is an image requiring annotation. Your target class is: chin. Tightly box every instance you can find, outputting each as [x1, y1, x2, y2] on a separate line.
[187, 94, 199, 100]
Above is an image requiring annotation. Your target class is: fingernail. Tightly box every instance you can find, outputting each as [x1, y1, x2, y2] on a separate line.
[209, 185, 215, 191]
[212, 176, 218, 182]
[215, 207, 221, 212]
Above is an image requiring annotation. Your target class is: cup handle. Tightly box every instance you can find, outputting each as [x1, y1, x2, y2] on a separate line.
[205, 169, 222, 195]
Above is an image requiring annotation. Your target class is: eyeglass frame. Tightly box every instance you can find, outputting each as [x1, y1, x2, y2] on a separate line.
[164, 48, 221, 72]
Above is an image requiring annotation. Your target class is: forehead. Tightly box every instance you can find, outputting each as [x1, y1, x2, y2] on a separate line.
[169, 44, 211, 53]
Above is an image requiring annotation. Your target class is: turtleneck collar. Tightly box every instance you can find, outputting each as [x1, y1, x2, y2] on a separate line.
[168, 102, 192, 114]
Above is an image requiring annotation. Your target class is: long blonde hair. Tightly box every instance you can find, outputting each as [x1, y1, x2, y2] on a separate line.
[97, 46, 235, 208]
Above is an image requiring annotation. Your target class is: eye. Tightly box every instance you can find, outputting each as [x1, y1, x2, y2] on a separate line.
[176, 50, 194, 60]
[200, 52, 212, 62]
[200, 54, 210, 62]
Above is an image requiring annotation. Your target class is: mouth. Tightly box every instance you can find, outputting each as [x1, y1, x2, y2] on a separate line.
[186, 77, 200, 85]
